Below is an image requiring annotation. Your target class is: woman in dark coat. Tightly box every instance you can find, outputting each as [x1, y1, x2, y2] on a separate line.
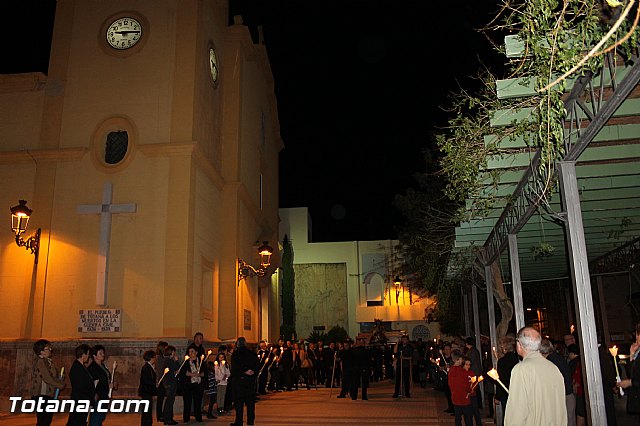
[179, 345, 205, 423]
[67, 344, 95, 426]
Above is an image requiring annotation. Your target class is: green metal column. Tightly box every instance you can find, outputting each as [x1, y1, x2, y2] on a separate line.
[558, 161, 606, 425]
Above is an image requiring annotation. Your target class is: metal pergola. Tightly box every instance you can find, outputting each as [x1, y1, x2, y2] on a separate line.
[452, 36, 640, 425]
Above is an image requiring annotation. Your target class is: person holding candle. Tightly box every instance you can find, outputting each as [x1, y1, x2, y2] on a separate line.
[180, 345, 205, 423]
[447, 350, 473, 426]
[618, 322, 640, 420]
[205, 360, 218, 419]
[161, 345, 179, 425]
[504, 327, 566, 425]
[154, 341, 168, 424]
[495, 334, 519, 405]
[31, 339, 65, 426]
[215, 352, 231, 416]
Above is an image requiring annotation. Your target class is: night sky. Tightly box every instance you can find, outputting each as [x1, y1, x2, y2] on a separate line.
[3, 0, 504, 242]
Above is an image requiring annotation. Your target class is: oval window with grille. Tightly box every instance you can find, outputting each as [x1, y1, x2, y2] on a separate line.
[105, 131, 128, 164]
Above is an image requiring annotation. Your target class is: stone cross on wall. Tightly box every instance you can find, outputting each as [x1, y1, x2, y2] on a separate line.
[77, 182, 136, 306]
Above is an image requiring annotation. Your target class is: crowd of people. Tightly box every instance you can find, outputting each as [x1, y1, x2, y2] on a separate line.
[29, 325, 640, 426]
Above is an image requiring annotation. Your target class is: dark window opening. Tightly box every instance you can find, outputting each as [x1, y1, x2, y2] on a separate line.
[105, 131, 128, 164]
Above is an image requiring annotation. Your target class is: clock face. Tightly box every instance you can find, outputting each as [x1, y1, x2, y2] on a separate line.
[106, 17, 142, 50]
[209, 48, 219, 84]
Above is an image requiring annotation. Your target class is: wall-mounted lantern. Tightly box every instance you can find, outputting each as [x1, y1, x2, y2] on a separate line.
[10, 200, 41, 264]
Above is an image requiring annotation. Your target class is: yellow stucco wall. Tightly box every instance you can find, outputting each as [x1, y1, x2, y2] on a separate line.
[0, 1, 282, 343]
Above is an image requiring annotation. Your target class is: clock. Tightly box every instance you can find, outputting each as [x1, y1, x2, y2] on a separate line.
[106, 17, 142, 50]
[209, 47, 219, 85]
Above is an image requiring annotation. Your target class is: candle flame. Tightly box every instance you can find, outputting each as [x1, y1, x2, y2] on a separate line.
[487, 368, 500, 381]
[214, 360, 218, 365]
[184, 355, 189, 360]
[207, 350, 212, 355]
[164, 367, 169, 373]
[609, 345, 619, 357]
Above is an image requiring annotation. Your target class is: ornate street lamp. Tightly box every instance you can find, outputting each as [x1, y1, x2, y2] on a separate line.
[238, 241, 274, 280]
[10, 200, 41, 263]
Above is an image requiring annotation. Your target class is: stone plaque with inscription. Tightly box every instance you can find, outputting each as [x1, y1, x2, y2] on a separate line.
[78, 309, 122, 332]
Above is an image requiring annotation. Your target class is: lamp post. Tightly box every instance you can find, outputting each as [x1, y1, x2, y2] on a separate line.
[238, 241, 274, 281]
[10, 200, 41, 264]
[393, 275, 402, 305]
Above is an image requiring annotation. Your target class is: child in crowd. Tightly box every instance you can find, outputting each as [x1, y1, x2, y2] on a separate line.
[448, 350, 473, 426]
[463, 358, 482, 425]
[138, 350, 157, 426]
[206, 360, 218, 419]
[214, 353, 231, 416]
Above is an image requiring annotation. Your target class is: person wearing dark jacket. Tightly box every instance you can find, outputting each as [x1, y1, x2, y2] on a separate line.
[540, 338, 575, 426]
[350, 338, 371, 400]
[494, 335, 519, 424]
[619, 323, 640, 422]
[154, 341, 168, 424]
[230, 337, 260, 426]
[87, 345, 111, 426]
[280, 341, 294, 391]
[336, 340, 354, 398]
[322, 342, 336, 388]
[180, 345, 205, 423]
[67, 344, 95, 426]
[138, 350, 157, 426]
[161, 346, 179, 425]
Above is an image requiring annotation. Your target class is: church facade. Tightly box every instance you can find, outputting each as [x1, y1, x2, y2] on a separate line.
[0, 0, 282, 397]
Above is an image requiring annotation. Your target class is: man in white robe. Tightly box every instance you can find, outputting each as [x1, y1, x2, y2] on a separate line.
[504, 327, 567, 426]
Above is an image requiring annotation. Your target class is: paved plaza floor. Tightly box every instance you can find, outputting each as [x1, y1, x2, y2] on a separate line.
[0, 379, 494, 425]
[2, 379, 637, 425]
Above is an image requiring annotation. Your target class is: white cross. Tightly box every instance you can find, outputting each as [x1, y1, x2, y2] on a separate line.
[77, 182, 136, 306]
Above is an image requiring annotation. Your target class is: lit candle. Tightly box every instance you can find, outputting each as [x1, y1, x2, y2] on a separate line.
[609, 345, 625, 396]
[197, 354, 205, 373]
[108, 361, 117, 398]
[487, 368, 509, 394]
[157, 367, 170, 387]
[175, 355, 190, 377]
[472, 375, 484, 391]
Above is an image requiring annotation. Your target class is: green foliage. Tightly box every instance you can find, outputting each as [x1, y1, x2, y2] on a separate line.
[280, 324, 297, 341]
[531, 241, 555, 260]
[437, 0, 639, 220]
[306, 330, 327, 343]
[281, 235, 295, 331]
[325, 325, 349, 344]
[394, 148, 462, 329]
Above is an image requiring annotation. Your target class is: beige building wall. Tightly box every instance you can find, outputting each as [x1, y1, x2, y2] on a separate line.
[0, 0, 282, 397]
[279, 207, 441, 341]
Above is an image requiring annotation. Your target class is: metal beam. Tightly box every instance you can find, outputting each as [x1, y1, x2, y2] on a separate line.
[463, 289, 472, 337]
[484, 265, 501, 425]
[508, 234, 525, 330]
[482, 51, 640, 265]
[558, 161, 606, 425]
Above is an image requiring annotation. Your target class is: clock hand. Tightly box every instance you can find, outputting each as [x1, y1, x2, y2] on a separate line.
[114, 30, 140, 35]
